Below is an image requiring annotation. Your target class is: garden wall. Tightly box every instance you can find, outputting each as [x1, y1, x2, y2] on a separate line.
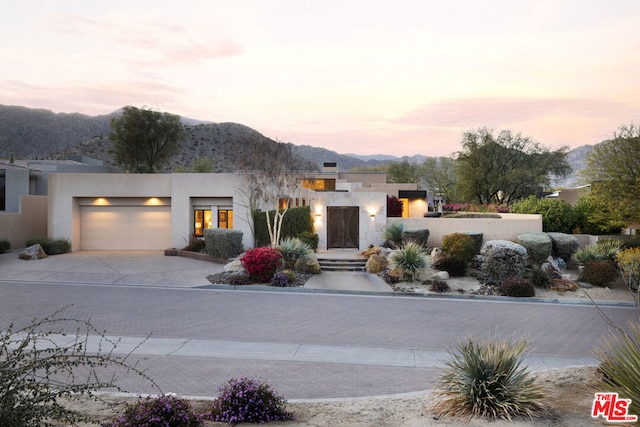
[0, 195, 48, 249]
[390, 213, 542, 247]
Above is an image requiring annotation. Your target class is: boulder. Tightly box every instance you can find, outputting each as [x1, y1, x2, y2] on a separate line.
[430, 248, 444, 266]
[541, 256, 562, 279]
[431, 271, 450, 281]
[295, 253, 321, 274]
[19, 244, 47, 260]
[224, 259, 244, 272]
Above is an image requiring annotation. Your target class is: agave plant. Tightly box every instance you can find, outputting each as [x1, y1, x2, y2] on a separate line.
[276, 237, 312, 269]
[433, 337, 545, 420]
[595, 239, 622, 264]
[574, 245, 604, 265]
[390, 242, 427, 281]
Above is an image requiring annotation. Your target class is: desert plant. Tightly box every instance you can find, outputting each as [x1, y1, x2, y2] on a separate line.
[433, 337, 544, 420]
[228, 274, 252, 286]
[595, 320, 640, 419]
[595, 239, 622, 264]
[0, 239, 9, 254]
[183, 233, 206, 253]
[579, 260, 618, 287]
[442, 233, 476, 263]
[432, 254, 468, 277]
[103, 394, 203, 427]
[498, 277, 535, 297]
[208, 377, 294, 425]
[240, 247, 283, 282]
[574, 245, 604, 265]
[390, 242, 428, 281]
[0, 307, 156, 427]
[402, 229, 430, 249]
[276, 237, 312, 269]
[528, 265, 551, 289]
[617, 247, 640, 291]
[203, 228, 244, 259]
[516, 233, 552, 265]
[510, 196, 577, 233]
[429, 280, 450, 293]
[382, 222, 404, 248]
[270, 272, 290, 287]
[480, 240, 528, 286]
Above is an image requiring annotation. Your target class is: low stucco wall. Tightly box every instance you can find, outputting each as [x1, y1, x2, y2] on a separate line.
[391, 213, 542, 247]
[0, 195, 47, 249]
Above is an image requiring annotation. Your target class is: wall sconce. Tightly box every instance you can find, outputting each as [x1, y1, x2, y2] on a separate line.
[369, 213, 375, 223]
[315, 212, 322, 217]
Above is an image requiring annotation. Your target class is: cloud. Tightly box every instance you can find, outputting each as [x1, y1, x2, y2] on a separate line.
[394, 98, 640, 128]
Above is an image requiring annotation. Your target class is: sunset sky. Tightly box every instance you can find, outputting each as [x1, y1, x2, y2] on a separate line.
[2, 0, 639, 156]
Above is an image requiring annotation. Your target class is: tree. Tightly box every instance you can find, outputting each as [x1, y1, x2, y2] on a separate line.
[581, 123, 640, 226]
[422, 156, 459, 203]
[237, 140, 308, 246]
[455, 128, 570, 204]
[109, 106, 185, 173]
[386, 160, 423, 183]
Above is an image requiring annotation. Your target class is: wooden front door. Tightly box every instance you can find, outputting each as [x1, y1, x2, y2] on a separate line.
[327, 206, 359, 249]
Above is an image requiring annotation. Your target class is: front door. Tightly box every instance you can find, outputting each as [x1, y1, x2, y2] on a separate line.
[327, 206, 359, 249]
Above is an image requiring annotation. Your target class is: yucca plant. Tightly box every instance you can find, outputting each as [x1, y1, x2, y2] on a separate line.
[276, 237, 312, 269]
[433, 337, 545, 420]
[390, 242, 427, 281]
[595, 320, 640, 418]
[574, 245, 603, 265]
[595, 239, 622, 264]
[383, 222, 404, 248]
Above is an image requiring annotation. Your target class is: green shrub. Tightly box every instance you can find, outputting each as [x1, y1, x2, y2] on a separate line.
[434, 337, 544, 420]
[276, 237, 312, 269]
[510, 196, 576, 233]
[579, 260, 618, 287]
[203, 228, 244, 259]
[0, 240, 9, 254]
[547, 232, 579, 261]
[516, 233, 552, 265]
[208, 377, 294, 425]
[402, 229, 429, 249]
[253, 206, 313, 247]
[481, 240, 528, 286]
[432, 254, 468, 277]
[528, 265, 551, 289]
[461, 232, 483, 254]
[183, 234, 206, 253]
[25, 237, 71, 255]
[441, 212, 501, 219]
[383, 222, 404, 248]
[390, 242, 428, 281]
[498, 277, 535, 297]
[574, 193, 625, 235]
[104, 394, 203, 427]
[622, 236, 640, 249]
[297, 231, 319, 251]
[442, 233, 476, 263]
[595, 320, 640, 419]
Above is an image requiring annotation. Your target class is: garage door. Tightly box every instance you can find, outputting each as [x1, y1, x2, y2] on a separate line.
[80, 206, 171, 250]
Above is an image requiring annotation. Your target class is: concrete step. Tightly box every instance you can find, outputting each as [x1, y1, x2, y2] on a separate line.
[317, 258, 367, 272]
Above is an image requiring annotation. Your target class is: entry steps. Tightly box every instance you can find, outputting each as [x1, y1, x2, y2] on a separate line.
[317, 257, 367, 272]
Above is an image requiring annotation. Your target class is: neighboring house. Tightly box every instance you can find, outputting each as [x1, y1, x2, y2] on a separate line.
[0, 157, 121, 249]
[546, 184, 591, 205]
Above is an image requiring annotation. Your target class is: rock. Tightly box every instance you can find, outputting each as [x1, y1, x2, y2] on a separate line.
[430, 248, 444, 265]
[361, 246, 380, 258]
[295, 253, 321, 274]
[431, 271, 450, 281]
[19, 244, 47, 260]
[224, 259, 244, 272]
[416, 268, 433, 281]
[542, 256, 563, 279]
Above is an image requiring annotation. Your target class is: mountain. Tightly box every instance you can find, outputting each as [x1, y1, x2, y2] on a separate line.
[0, 104, 593, 185]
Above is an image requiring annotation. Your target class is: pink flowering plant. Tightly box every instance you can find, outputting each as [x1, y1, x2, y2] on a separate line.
[240, 247, 283, 282]
[208, 377, 294, 425]
[102, 394, 203, 427]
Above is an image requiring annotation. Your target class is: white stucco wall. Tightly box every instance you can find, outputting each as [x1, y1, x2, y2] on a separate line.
[394, 213, 543, 247]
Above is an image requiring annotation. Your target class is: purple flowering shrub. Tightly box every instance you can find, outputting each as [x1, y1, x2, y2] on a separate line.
[270, 272, 290, 287]
[208, 377, 294, 425]
[102, 394, 203, 427]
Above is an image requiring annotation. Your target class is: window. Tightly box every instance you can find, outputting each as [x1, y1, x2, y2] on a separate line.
[302, 178, 336, 191]
[194, 209, 213, 237]
[218, 209, 233, 228]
